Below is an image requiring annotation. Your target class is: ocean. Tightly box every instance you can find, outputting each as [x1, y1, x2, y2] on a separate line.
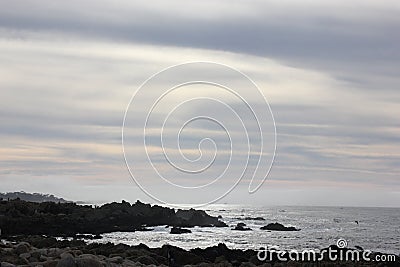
[92, 205, 399, 255]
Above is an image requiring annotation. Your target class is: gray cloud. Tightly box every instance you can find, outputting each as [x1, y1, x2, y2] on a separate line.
[1, 1, 399, 77]
[0, 0, 399, 205]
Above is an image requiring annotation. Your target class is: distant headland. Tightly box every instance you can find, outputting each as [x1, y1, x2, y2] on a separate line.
[0, 191, 71, 203]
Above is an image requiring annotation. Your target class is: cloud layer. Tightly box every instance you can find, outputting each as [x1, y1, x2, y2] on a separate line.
[0, 0, 399, 206]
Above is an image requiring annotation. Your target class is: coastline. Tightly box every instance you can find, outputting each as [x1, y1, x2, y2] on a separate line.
[1, 198, 399, 266]
[0, 199, 226, 237]
[1, 235, 399, 266]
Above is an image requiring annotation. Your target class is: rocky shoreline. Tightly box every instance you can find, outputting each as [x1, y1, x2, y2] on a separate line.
[0, 199, 226, 237]
[1, 199, 399, 266]
[1, 236, 399, 267]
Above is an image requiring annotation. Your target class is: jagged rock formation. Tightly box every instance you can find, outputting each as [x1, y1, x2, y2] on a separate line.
[0, 199, 227, 236]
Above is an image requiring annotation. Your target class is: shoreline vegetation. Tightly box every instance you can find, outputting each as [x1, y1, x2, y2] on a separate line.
[0, 196, 399, 266]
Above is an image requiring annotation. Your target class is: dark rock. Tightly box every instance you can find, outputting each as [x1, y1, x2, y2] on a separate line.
[176, 208, 227, 227]
[60, 252, 74, 259]
[23, 236, 58, 248]
[0, 199, 226, 236]
[158, 244, 204, 266]
[135, 243, 150, 251]
[134, 255, 158, 265]
[42, 260, 58, 267]
[14, 242, 30, 254]
[19, 252, 30, 259]
[1, 238, 399, 266]
[214, 255, 226, 263]
[56, 255, 76, 267]
[260, 223, 299, 231]
[83, 242, 130, 257]
[48, 248, 63, 258]
[75, 257, 102, 267]
[107, 256, 123, 264]
[170, 227, 192, 234]
[232, 223, 252, 231]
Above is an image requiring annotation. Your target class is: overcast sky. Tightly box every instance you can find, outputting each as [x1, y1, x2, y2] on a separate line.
[0, 0, 399, 207]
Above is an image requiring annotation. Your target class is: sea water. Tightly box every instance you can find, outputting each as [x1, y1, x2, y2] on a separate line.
[93, 205, 399, 254]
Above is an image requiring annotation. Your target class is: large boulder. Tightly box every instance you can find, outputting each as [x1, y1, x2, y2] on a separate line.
[56, 254, 76, 267]
[14, 242, 31, 254]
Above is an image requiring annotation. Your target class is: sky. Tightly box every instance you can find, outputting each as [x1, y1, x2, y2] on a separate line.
[0, 0, 399, 207]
